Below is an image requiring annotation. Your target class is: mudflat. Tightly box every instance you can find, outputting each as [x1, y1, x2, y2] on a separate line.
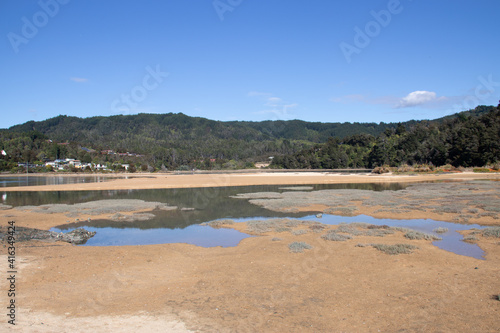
[1, 172, 500, 332]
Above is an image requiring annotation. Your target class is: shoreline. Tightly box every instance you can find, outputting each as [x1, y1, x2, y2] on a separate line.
[1, 171, 499, 192]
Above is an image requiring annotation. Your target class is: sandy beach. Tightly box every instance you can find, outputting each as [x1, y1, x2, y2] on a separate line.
[1, 172, 500, 332]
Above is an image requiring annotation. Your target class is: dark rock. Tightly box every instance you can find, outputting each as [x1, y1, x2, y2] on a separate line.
[0, 226, 96, 245]
[60, 228, 97, 245]
[367, 224, 390, 229]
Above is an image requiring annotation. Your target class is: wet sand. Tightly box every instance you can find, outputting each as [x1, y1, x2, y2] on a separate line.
[1, 172, 500, 332]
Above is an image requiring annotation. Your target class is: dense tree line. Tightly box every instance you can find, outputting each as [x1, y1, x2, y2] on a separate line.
[271, 104, 500, 169]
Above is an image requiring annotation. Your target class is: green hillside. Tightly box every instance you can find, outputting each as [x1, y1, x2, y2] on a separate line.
[271, 104, 500, 169]
[0, 105, 497, 172]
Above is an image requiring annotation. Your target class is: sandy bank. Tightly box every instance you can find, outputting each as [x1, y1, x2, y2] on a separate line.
[2, 171, 499, 192]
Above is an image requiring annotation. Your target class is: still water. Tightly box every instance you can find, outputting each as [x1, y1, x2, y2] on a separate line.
[0, 175, 119, 187]
[1, 181, 487, 259]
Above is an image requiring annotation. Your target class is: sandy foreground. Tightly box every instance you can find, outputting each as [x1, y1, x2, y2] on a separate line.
[1, 172, 500, 332]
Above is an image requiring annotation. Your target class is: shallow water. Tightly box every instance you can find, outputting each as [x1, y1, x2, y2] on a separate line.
[0, 175, 119, 187]
[4, 182, 489, 258]
[51, 224, 253, 247]
[304, 215, 486, 260]
[3, 183, 408, 216]
[45, 183, 409, 248]
[51, 213, 486, 259]
[227, 214, 486, 260]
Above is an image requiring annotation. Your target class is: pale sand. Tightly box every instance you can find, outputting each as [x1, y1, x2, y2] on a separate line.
[7, 309, 191, 333]
[1, 172, 500, 332]
[2, 171, 499, 192]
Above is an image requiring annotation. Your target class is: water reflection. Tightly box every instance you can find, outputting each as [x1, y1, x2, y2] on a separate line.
[9, 181, 485, 258]
[3, 182, 409, 207]
[0, 175, 119, 188]
[46, 183, 409, 230]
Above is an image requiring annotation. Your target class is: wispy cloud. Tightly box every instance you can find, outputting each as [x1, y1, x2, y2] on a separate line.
[247, 91, 271, 97]
[267, 97, 282, 103]
[70, 77, 88, 83]
[248, 91, 297, 119]
[257, 103, 298, 118]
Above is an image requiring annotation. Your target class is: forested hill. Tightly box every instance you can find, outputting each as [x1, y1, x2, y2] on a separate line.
[7, 112, 398, 144]
[6, 105, 495, 147]
[0, 105, 497, 171]
[270, 104, 500, 169]
[1, 112, 401, 168]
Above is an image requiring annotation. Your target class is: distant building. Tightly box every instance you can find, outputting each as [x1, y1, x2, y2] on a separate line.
[45, 159, 75, 170]
[93, 164, 108, 171]
[17, 162, 39, 169]
[70, 160, 82, 168]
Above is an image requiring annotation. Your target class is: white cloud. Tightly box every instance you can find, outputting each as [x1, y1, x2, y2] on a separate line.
[70, 77, 88, 83]
[332, 91, 452, 114]
[396, 91, 440, 108]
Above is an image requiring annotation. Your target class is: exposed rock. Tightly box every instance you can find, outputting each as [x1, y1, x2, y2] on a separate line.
[62, 228, 97, 244]
[0, 226, 96, 245]
[14, 199, 177, 217]
[110, 212, 156, 222]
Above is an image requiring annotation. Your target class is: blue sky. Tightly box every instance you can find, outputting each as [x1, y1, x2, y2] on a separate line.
[1, 0, 499, 129]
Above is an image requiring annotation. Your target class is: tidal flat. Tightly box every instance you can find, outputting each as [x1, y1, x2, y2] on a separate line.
[1, 172, 499, 332]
